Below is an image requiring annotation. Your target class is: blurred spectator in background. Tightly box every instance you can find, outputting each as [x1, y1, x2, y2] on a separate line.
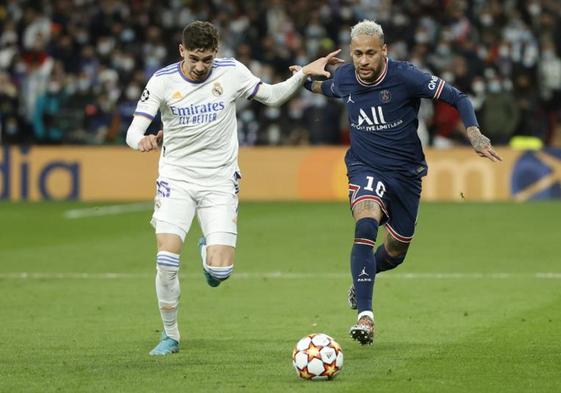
[480, 75, 519, 145]
[539, 39, 561, 145]
[0, 0, 560, 147]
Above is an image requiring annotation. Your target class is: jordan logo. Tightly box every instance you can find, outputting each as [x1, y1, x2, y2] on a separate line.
[347, 94, 355, 103]
[357, 267, 371, 282]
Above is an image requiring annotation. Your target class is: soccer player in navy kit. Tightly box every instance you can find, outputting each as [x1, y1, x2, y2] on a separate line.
[303, 20, 502, 345]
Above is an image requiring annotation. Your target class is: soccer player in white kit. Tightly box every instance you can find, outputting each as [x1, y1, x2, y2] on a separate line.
[126, 21, 342, 355]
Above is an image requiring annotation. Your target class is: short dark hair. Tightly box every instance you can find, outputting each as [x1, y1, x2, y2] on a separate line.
[182, 21, 219, 51]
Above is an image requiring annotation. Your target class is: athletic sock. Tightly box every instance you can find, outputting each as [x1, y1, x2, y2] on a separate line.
[203, 261, 234, 281]
[351, 218, 378, 313]
[156, 251, 180, 342]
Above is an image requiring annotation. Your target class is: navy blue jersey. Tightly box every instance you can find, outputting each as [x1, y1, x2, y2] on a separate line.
[322, 58, 478, 177]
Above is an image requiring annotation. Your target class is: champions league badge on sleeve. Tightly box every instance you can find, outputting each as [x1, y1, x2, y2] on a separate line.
[140, 88, 150, 102]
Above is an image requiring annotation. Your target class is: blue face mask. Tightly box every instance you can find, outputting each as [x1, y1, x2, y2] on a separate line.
[488, 81, 501, 93]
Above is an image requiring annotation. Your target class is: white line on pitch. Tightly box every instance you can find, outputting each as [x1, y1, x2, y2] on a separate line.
[63, 203, 153, 219]
[1, 272, 560, 280]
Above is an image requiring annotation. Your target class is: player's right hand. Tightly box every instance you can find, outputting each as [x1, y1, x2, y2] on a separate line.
[138, 130, 163, 152]
[466, 127, 502, 162]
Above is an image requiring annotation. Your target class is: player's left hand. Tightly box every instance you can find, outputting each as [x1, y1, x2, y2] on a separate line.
[467, 127, 502, 162]
[138, 130, 163, 152]
[289, 65, 302, 75]
[301, 49, 344, 78]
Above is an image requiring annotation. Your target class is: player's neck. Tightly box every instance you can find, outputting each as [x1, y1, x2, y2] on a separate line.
[355, 57, 388, 86]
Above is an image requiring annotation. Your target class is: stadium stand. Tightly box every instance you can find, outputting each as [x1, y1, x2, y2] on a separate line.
[0, 0, 560, 146]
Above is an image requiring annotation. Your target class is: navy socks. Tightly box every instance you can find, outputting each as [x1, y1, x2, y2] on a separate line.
[351, 218, 378, 313]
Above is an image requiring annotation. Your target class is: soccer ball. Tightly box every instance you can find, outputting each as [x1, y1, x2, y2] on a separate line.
[292, 333, 344, 380]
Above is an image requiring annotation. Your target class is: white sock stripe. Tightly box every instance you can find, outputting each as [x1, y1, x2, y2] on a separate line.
[210, 272, 232, 279]
[207, 265, 234, 272]
[158, 251, 180, 259]
[157, 260, 179, 266]
[157, 255, 180, 264]
[206, 265, 234, 279]
[208, 268, 234, 276]
[157, 262, 180, 269]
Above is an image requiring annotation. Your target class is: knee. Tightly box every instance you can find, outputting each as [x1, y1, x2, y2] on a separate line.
[157, 232, 183, 254]
[376, 243, 407, 272]
[205, 245, 235, 267]
[387, 245, 408, 265]
[355, 217, 379, 240]
[386, 247, 408, 260]
[204, 245, 235, 281]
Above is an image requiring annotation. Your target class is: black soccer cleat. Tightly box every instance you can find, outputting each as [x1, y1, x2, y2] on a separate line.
[349, 315, 375, 345]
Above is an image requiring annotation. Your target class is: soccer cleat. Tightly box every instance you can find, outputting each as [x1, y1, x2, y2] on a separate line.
[349, 315, 375, 345]
[199, 237, 221, 287]
[149, 332, 179, 356]
[347, 285, 357, 310]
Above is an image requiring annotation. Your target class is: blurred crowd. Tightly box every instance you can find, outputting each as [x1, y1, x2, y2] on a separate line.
[0, 0, 560, 147]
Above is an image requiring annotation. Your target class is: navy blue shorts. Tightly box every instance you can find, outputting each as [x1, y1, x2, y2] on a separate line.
[347, 165, 422, 243]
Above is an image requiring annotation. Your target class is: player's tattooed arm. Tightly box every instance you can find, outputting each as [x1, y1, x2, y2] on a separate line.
[466, 126, 503, 162]
[310, 81, 324, 94]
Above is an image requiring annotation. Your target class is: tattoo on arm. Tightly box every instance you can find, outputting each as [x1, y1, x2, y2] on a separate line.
[312, 81, 323, 94]
[466, 126, 491, 152]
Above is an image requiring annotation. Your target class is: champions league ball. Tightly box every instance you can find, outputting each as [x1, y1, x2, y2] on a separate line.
[292, 333, 344, 380]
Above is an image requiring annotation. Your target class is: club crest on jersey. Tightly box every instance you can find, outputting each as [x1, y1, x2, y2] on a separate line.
[172, 91, 183, 100]
[380, 89, 391, 103]
[212, 82, 223, 96]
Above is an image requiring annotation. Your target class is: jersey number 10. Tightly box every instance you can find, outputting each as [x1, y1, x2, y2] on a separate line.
[364, 176, 386, 197]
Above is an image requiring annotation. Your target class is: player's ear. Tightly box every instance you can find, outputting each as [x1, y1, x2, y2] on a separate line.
[179, 44, 185, 57]
[382, 43, 388, 56]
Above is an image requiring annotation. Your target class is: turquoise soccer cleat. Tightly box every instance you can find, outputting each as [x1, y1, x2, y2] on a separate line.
[199, 237, 222, 287]
[149, 332, 179, 356]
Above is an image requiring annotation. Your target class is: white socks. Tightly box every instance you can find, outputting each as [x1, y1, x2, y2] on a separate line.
[358, 310, 374, 321]
[156, 251, 180, 342]
[203, 260, 234, 281]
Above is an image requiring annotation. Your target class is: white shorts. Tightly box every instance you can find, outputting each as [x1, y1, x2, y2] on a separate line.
[150, 174, 240, 247]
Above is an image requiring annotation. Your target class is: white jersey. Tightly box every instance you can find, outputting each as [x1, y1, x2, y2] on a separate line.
[134, 58, 261, 184]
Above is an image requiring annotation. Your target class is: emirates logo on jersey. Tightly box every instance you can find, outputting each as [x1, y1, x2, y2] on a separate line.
[212, 82, 223, 96]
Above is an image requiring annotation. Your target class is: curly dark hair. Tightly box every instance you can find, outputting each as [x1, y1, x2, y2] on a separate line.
[182, 21, 219, 51]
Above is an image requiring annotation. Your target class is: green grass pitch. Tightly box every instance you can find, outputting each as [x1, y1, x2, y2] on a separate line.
[0, 201, 560, 392]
